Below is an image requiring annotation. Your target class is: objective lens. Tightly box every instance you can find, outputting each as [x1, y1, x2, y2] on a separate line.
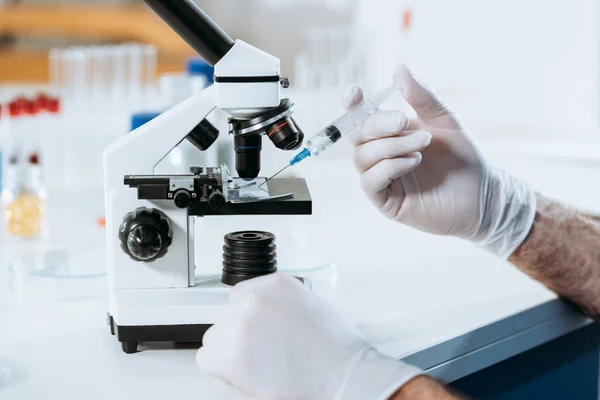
[229, 100, 305, 152]
[266, 117, 304, 150]
[234, 135, 262, 179]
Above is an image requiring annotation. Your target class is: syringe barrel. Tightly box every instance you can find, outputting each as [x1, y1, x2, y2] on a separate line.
[306, 97, 379, 156]
[306, 126, 340, 156]
[332, 97, 379, 136]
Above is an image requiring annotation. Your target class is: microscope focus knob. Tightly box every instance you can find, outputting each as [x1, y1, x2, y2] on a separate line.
[119, 207, 173, 262]
[208, 190, 226, 211]
[174, 190, 192, 209]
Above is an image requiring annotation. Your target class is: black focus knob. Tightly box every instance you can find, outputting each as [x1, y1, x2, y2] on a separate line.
[222, 231, 277, 286]
[119, 207, 173, 262]
[208, 190, 226, 211]
[174, 190, 192, 209]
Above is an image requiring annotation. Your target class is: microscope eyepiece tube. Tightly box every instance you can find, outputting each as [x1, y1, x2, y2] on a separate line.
[143, 0, 235, 66]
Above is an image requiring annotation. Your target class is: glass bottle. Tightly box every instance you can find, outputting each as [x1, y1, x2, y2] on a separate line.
[4, 100, 45, 238]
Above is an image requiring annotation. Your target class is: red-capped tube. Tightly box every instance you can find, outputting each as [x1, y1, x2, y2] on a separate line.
[8, 101, 21, 118]
[47, 98, 61, 114]
[22, 99, 40, 116]
[36, 93, 52, 111]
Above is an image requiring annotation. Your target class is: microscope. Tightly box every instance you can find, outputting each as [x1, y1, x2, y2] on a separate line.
[104, 0, 312, 354]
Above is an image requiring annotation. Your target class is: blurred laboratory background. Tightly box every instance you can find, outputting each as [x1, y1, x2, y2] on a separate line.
[0, 0, 599, 272]
[4, 2, 600, 397]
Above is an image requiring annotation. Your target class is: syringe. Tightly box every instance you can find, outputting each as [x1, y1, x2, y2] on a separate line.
[260, 80, 402, 186]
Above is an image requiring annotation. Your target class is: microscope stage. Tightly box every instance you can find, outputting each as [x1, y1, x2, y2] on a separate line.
[189, 177, 312, 216]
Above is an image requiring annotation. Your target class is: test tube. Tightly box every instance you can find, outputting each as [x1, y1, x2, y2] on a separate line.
[23, 98, 46, 202]
[0, 104, 3, 195]
[100, 46, 114, 112]
[49, 48, 62, 98]
[89, 47, 106, 114]
[143, 44, 158, 108]
[63, 48, 86, 116]
[21, 100, 43, 194]
[73, 47, 88, 118]
[126, 43, 143, 110]
[61, 49, 72, 114]
[3, 101, 22, 205]
[110, 45, 127, 111]
[40, 96, 64, 190]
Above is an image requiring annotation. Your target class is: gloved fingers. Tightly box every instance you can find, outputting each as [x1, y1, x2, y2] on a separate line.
[396, 65, 450, 125]
[228, 274, 276, 304]
[196, 322, 238, 381]
[353, 130, 431, 173]
[342, 84, 365, 110]
[349, 110, 412, 146]
[196, 340, 224, 377]
[229, 273, 303, 304]
[361, 152, 422, 194]
[200, 323, 219, 348]
[196, 345, 236, 388]
[195, 346, 212, 372]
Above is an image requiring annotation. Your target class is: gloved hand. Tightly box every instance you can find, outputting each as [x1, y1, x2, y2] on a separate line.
[196, 274, 422, 400]
[345, 65, 536, 259]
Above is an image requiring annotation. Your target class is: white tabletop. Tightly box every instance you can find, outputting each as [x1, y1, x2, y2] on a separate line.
[0, 144, 598, 399]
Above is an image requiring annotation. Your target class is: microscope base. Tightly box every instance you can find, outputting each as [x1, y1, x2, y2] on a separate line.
[108, 316, 211, 354]
[108, 277, 229, 353]
[108, 277, 311, 353]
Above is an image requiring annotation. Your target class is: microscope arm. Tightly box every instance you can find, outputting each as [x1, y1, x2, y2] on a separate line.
[103, 85, 217, 202]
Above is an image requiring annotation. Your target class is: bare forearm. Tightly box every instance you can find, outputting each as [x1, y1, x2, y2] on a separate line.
[390, 376, 467, 400]
[390, 194, 600, 399]
[508, 194, 600, 319]
[581, 211, 600, 224]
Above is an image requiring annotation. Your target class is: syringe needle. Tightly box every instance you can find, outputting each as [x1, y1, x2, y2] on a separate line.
[259, 165, 290, 188]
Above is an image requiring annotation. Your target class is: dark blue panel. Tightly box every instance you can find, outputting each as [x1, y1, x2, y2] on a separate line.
[450, 323, 600, 400]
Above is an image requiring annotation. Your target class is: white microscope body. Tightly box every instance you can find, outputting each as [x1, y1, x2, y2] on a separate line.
[104, 0, 311, 353]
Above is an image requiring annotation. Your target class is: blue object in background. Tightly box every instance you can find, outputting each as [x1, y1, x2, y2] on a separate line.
[450, 323, 600, 399]
[130, 59, 212, 133]
[130, 112, 162, 132]
[187, 57, 215, 85]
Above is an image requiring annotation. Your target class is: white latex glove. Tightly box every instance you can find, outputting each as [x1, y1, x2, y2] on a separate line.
[196, 274, 422, 400]
[345, 65, 536, 259]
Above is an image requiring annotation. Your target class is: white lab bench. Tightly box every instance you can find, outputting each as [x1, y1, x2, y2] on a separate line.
[0, 144, 599, 399]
